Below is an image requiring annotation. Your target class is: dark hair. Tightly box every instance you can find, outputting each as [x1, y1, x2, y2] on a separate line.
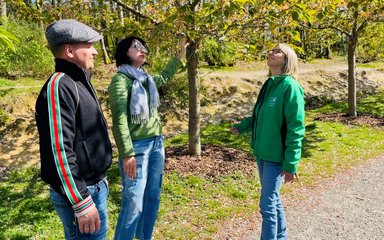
[114, 36, 148, 67]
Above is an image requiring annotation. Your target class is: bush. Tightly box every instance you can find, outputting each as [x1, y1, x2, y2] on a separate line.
[201, 38, 237, 67]
[0, 20, 53, 78]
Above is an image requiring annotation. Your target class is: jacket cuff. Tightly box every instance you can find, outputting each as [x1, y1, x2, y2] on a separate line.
[170, 57, 183, 67]
[282, 162, 297, 173]
[120, 148, 135, 158]
[72, 195, 95, 217]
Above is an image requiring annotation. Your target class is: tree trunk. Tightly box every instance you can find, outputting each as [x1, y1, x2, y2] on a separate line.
[0, 0, 6, 18]
[100, 37, 111, 64]
[347, 37, 357, 117]
[187, 39, 201, 156]
[119, 5, 125, 26]
[325, 41, 331, 59]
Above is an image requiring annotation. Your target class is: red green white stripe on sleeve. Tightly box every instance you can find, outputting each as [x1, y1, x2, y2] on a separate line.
[47, 72, 84, 205]
[73, 195, 95, 217]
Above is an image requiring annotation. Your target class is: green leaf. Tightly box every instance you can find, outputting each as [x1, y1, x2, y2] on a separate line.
[0, 36, 15, 52]
[303, 12, 315, 23]
[293, 45, 304, 54]
[184, 15, 194, 24]
[0, 27, 18, 52]
[0, 27, 18, 42]
[294, 3, 306, 10]
[347, 2, 358, 9]
[292, 11, 300, 21]
[275, 0, 284, 5]
[291, 30, 301, 43]
[167, 14, 178, 22]
[246, 44, 256, 50]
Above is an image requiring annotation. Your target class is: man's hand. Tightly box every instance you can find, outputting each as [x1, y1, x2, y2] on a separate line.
[77, 204, 100, 234]
[123, 156, 137, 179]
[280, 171, 299, 183]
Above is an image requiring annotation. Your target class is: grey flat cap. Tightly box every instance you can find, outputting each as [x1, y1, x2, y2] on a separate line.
[45, 19, 102, 48]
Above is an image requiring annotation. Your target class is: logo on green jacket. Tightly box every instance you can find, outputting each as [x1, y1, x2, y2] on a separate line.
[268, 97, 277, 107]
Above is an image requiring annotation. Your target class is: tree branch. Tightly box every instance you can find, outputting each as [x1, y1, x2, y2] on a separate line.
[356, 19, 368, 34]
[299, 22, 350, 37]
[190, 0, 202, 10]
[111, 0, 160, 25]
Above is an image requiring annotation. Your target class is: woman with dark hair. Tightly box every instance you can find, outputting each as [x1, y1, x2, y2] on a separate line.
[231, 43, 305, 240]
[108, 36, 188, 240]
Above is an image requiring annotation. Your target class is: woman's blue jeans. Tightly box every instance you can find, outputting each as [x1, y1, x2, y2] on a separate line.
[49, 178, 109, 240]
[257, 159, 287, 240]
[114, 135, 165, 240]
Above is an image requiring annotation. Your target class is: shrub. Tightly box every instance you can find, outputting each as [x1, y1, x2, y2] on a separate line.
[357, 23, 384, 63]
[0, 20, 53, 78]
[201, 38, 237, 67]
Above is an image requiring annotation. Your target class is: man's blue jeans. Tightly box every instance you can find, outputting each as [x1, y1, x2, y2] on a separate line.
[50, 179, 109, 239]
[257, 159, 287, 240]
[114, 135, 165, 240]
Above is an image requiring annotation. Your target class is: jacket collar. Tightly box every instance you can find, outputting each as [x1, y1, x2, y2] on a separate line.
[54, 58, 91, 83]
[268, 74, 290, 83]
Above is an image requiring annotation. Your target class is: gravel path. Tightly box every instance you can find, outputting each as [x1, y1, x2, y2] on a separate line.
[278, 155, 384, 240]
[219, 156, 384, 240]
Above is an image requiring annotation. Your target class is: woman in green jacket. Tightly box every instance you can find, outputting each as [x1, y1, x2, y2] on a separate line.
[108, 36, 188, 240]
[231, 43, 305, 240]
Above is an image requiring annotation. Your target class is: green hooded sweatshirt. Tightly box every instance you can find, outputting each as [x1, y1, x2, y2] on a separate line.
[108, 57, 182, 158]
[235, 75, 305, 173]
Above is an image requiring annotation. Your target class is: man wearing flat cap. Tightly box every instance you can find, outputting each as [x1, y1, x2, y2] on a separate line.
[35, 19, 112, 239]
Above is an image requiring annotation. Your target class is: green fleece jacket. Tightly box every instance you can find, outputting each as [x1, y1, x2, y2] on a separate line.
[235, 75, 305, 173]
[108, 57, 182, 158]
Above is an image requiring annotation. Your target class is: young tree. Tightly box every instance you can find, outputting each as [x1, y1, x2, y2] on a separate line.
[112, 0, 270, 155]
[307, 0, 384, 116]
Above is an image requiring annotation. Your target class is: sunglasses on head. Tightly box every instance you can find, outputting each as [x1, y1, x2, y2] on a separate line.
[133, 40, 148, 53]
[269, 48, 284, 54]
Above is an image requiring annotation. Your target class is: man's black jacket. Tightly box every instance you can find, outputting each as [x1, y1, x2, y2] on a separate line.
[35, 59, 112, 212]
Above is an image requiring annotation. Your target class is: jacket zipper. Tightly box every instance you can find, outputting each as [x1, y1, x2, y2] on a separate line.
[86, 80, 109, 128]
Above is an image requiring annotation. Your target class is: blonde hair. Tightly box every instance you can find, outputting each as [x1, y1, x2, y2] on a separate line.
[268, 43, 299, 79]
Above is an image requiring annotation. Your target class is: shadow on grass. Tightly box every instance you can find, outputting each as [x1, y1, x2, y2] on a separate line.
[0, 167, 53, 239]
[358, 92, 384, 117]
[302, 122, 325, 158]
[166, 121, 324, 160]
[167, 122, 252, 152]
[0, 162, 123, 239]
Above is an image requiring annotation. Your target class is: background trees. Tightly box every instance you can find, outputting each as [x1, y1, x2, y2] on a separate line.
[304, 0, 384, 116]
[1, 0, 383, 152]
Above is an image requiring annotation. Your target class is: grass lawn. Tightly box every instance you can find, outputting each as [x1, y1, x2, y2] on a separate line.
[1, 90, 384, 239]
